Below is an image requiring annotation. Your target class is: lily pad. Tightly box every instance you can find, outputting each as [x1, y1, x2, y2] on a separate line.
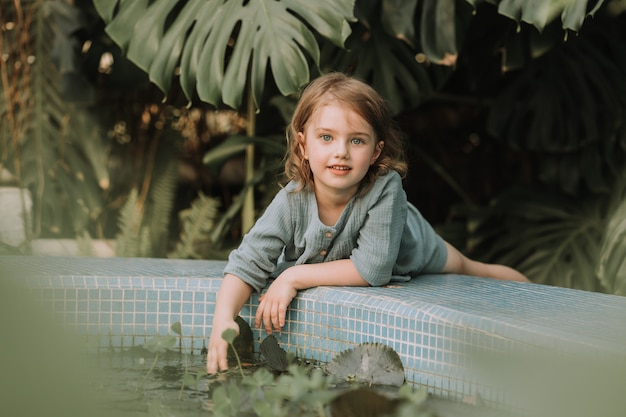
[227, 316, 254, 362]
[143, 334, 177, 354]
[260, 334, 289, 372]
[326, 343, 405, 387]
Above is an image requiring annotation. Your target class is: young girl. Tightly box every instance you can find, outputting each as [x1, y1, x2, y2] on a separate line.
[206, 72, 529, 374]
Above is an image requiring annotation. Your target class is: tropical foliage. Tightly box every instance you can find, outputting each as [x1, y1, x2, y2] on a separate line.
[2, 0, 626, 295]
[0, 0, 108, 240]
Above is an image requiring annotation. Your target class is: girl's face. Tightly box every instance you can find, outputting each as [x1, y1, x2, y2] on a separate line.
[298, 101, 383, 200]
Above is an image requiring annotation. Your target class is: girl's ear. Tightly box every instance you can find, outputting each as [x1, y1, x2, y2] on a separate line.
[298, 132, 308, 159]
[371, 141, 384, 164]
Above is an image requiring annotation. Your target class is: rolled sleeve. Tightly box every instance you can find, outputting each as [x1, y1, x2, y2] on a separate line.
[223, 189, 292, 292]
[350, 174, 406, 286]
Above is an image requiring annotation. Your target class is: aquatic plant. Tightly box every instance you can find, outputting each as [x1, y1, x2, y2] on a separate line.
[220, 328, 245, 378]
[209, 326, 431, 417]
[139, 330, 177, 391]
[326, 342, 406, 387]
[169, 321, 204, 400]
[259, 334, 292, 372]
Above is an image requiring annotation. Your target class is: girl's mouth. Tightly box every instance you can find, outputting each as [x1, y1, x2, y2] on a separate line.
[328, 165, 351, 171]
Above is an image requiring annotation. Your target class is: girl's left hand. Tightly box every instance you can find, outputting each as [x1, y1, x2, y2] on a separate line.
[254, 274, 297, 334]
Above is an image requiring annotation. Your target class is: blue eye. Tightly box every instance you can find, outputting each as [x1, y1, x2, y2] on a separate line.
[351, 138, 364, 145]
[321, 134, 332, 141]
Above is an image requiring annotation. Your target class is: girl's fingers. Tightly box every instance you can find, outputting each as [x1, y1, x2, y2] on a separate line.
[255, 299, 286, 334]
[254, 300, 264, 328]
[264, 304, 273, 333]
[206, 343, 229, 374]
[271, 303, 281, 332]
[278, 304, 287, 328]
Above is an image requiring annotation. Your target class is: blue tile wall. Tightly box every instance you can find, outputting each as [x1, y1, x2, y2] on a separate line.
[2, 255, 626, 405]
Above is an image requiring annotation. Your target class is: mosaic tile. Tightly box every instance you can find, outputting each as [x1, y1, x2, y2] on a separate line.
[2, 255, 626, 405]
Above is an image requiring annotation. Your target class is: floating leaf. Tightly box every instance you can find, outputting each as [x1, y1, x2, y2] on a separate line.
[242, 367, 275, 390]
[260, 335, 289, 372]
[170, 321, 182, 336]
[326, 343, 405, 387]
[143, 334, 177, 354]
[230, 316, 254, 362]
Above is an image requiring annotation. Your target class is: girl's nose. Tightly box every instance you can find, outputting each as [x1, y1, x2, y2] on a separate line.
[334, 140, 349, 158]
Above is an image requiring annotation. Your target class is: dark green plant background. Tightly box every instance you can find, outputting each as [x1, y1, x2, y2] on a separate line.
[2, 0, 626, 295]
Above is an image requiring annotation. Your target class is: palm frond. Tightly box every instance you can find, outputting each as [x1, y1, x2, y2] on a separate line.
[597, 173, 626, 295]
[468, 187, 606, 291]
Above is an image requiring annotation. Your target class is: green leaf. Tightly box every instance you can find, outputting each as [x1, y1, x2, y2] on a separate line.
[381, 0, 419, 45]
[242, 367, 275, 389]
[323, 15, 432, 114]
[597, 177, 626, 295]
[326, 342, 405, 386]
[128, 0, 204, 94]
[202, 134, 285, 169]
[561, 0, 587, 31]
[221, 328, 237, 344]
[168, 192, 222, 259]
[3, 3, 107, 237]
[468, 187, 606, 291]
[170, 322, 182, 336]
[420, 0, 458, 63]
[115, 189, 142, 257]
[496, 0, 607, 31]
[92, 0, 118, 23]
[94, 0, 356, 109]
[487, 26, 626, 193]
[101, 0, 150, 52]
[143, 334, 177, 354]
[398, 384, 428, 405]
[212, 383, 241, 417]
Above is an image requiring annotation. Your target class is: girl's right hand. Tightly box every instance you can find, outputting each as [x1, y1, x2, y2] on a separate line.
[206, 317, 240, 374]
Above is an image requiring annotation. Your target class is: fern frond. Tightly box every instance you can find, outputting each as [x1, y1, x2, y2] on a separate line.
[115, 188, 143, 257]
[138, 226, 152, 259]
[147, 158, 177, 256]
[0, 2, 107, 237]
[169, 193, 221, 259]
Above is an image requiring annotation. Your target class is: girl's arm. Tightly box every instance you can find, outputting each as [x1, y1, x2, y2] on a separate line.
[254, 259, 368, 333]
[206, 274, 254, 374]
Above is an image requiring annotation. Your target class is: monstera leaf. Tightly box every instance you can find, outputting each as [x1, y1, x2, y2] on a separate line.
[486, 19, 626, 194]
[372, 0, 605, 66]
[93, 0, 355, 109]
[465, 0, 605, 31]
[322, 1, 432, 114]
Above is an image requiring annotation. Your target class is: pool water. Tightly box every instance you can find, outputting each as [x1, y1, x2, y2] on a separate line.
[85, 347, 509, 417]
[90, 349, 212, 417]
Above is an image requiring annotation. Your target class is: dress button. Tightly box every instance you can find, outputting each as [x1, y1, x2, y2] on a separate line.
[319, 249, 328, 256]
[324, 231, 333, 238]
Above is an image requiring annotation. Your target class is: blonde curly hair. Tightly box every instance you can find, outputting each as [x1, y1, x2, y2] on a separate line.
[284, 72, 408, 194]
